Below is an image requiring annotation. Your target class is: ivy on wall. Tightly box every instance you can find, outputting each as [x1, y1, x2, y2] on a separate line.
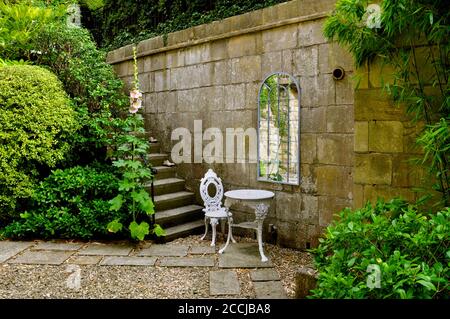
[85, 0, 288, 49]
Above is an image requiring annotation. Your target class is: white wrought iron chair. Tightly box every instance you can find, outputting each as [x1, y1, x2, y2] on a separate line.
[199, 169, 234, 246]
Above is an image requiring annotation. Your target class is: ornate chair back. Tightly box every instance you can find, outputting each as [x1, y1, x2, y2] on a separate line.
[199, 169, 224, 214]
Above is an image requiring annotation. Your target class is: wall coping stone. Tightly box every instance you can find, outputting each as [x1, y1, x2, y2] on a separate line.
[107, 0, 335, 65]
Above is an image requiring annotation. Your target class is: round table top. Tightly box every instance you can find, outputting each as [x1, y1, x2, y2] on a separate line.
[224, 189, 275, 200]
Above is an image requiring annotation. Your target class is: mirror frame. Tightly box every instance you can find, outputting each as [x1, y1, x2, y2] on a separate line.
[256, 72, 301, 185]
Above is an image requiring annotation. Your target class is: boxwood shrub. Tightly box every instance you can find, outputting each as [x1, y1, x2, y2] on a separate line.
[0, 65, 78, 223]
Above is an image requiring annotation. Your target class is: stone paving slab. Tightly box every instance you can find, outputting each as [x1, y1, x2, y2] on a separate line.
[78, 243, 133, 256]
[159, 257, 215, 267]
[138, 244, 189, 257]
[218, 243, 273, 268]
[32, 241, 84, 251]
[250, 269, 280, 281]
[210, 270, 240, 295]
[100, 256, 157, 266]
[66, 255, 102, 265]
[0, 241, 34, 263]
[253, 281, 287, 299]
[190, 245, 216, 255]
[7, 250, 74, 265]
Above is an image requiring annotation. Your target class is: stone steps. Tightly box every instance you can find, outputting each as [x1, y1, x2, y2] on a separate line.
[154, 191, 195, 211]
[161, 219, 205, 242]
[148, 153, 169, 166]
[148, 142, 160, 153]
[153, 165, 176, 179]
[146, 134, 204, 242]
[155, 204, 203, 228]
[150, 177, 186, 196]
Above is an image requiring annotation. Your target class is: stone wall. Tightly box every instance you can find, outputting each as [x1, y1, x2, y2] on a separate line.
[352, 59, 429, 208]
[107, 0, 356, 249]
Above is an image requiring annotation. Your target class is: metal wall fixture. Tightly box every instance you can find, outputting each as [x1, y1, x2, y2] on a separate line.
[332, 66, 345, 80]
[257, 72, 301, 185]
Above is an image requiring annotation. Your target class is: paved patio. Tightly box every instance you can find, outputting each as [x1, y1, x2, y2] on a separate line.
[0, 239, 293, 298]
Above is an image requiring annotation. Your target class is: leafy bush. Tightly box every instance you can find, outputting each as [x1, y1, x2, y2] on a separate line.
[0, 1, 66, 60]
[1, 165, 123, 239]
[31, 23, 128, 165]
[0, 65, 78, 223]
[310, 199, 449, 299]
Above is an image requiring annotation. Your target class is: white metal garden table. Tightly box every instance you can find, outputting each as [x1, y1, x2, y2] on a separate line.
[219, 189, 275, 262]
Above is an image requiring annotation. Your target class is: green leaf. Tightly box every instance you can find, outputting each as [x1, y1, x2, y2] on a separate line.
[348, 221, 354, 230]
[20, 212, 30, 219]
[129, 221, 149, 241]
[153, 224, 165, 237]
[107, 219, 123, 233]
[131, 189, 154, 215]
[417, 280, 436, 291]
[109, 194, 123, 211]
[118, 179, 135, 191]
[347, 257, 356, 267]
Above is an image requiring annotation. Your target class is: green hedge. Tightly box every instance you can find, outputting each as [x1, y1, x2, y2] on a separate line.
[0, 65, 78, 223]
[310, 199, 449, 299]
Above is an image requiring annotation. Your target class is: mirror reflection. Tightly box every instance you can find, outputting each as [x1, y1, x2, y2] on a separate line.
[257, 72, 300, 185]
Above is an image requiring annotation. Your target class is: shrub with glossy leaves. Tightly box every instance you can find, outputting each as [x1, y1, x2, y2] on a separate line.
[0, 65, 78, 223]
[1, 165, 122, 239]
[310, 199, 449, 299]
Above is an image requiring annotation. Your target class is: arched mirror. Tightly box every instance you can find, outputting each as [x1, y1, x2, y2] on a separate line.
[257, 72, 300, 185]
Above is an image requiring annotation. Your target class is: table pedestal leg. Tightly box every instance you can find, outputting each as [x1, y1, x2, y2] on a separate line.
[219, 216, 233, 254]
[257, 221, 268, 262]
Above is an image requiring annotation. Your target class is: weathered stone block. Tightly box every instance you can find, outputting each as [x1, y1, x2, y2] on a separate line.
[281, 50, 294, 74]
[335, 73, 355, 104]
[354, 121, 369, 152]
[154, 69, 171, 92]
[317, 134, 354, 166]
[299, 75, 335, 107]
[245, 83, 259, 110]
[354, 154, 392, 185]
[275, 192, 301, 222]
[166, 50, 185, 68]
[300, 194, 319, 225]
[318, 195, 351, 226]
[261, 51, 282, 78]
[392, 154, 423, 188]
[297, 0, 336, 16]
[298, 19, 327, 47]
[300, 107, 326, 133]
[224, 84, 246, 110]
[369, 121, 404, 153]
[315, 165, 353, 198]
[213, 60, 232, 85]
[363, 185, 416, 203]
[300, 134, 316, 164]
[156, 91, 177, 113]
[318, 42, 354, 74]
[231, 56, 262, 83]
[184, 43, 211, 65]
[137, 36, 164, 53]
[228, 34, 259, 58]
[211, 39, 228, 61]
[276, 220, 307, 249]
[262, 25, 298, 52]
[144, 53, 166, 72]
[295, 267, 318, 299]
[326, 105, 354, 133]
[352, 184, 365, 209]
[293, 46, 319, 76]
[355, 89, 405, 121]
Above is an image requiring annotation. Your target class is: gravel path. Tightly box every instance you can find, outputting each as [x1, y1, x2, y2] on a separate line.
[0, 236, 312, 299]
